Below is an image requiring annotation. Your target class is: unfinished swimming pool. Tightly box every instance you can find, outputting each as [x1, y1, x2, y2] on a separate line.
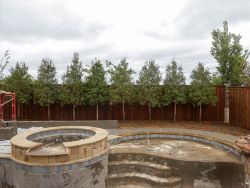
[107, 132, 247, 188]
[0, 128, 248, 188]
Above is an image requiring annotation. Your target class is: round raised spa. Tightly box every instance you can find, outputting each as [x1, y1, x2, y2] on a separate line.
[10, 126, 109, 188]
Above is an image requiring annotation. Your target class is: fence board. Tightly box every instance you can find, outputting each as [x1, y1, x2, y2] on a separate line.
[229, 87, 250, 129]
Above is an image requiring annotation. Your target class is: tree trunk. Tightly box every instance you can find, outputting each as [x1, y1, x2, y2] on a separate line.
[21, 103, 24, 120]
[60, 105, 63, 120]
[174, 102, 177, 124]
[17, 102, 20, 120]
[199, 104, 202, 124]
[122, 99, 125, 121]
[25, 103, 28, 120]
[48, 104, 50, 121]
[96, 103, 99, 120]
[73, 104, 76, 120]
[149, 103, 151, 122]
[161, 106, 163, 120]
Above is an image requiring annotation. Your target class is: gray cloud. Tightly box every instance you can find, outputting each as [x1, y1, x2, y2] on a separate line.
[0, 1, 106, 42]
[1, 0, 250, 84]
[173, 0, 250, 40]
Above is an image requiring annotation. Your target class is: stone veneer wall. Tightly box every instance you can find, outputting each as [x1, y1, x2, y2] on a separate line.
[0, 152, 108, 188]
[11, 138, 108, 164]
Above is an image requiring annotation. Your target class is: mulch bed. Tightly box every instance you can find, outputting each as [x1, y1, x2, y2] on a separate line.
[118, 121, 250, 136]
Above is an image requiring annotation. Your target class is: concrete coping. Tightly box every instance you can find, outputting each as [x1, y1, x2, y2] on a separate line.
[10, 126, 109, 164]
[108, 131, 242, 156]
[11, 126, 108, 150]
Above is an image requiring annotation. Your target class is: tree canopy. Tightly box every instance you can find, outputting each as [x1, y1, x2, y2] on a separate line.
[107, 58, 135, 120]
[5, 62, 32, 104]
[107, 58, 134, 103]
[61, 52, 84, 120]
[137, 60, 161, 120]
[85, 59, 108, 120]
[189, 63, 217, 122]
[163, 60, 186, 105]
[211, 21, 250, 86]
[33, 58, 58, 120]
[61, 53, 84, 105]
[163, 60, 186, 123]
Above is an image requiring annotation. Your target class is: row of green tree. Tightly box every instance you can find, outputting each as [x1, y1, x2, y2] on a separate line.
[4, 56, 215, 122]
[1, 21, 249, 122]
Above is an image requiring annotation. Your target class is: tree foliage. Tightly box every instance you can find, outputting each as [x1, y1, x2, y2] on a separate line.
[85, 59, 108, 120]
[107, 58, 135, 120]
[211, 21, 250, 86]
[137, 60, 161, 120]
[34, 58, 58, 120]
[163, 60, 186, 122]
[189, 63, 217, 122]
[108, 58, 134, 103]
[163, 60, 186, 105]
[5, 62, 32, 104]
[61, 52, 84, 120]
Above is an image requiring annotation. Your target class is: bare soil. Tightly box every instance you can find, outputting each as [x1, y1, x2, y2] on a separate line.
[118, 121, 250, 136]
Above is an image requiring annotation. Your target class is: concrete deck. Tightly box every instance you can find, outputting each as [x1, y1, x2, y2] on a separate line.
[107, 127, 238, 143]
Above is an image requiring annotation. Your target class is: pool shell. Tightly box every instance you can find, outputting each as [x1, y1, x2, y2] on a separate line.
[107, 132, 246, 188]
[109, 131, 242, 157]
[0, 128, 248, 188]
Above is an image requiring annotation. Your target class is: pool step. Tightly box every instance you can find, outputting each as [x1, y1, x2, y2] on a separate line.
[106, 172, 182, 188]
[108, 160, 173, 178]
[108, 151, 168, 166]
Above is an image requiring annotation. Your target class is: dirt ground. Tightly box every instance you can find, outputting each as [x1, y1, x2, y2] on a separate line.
[118, 121, 250, 136]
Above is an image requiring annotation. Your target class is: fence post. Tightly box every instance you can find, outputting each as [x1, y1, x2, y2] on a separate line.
[247, 88, 249, 129]
[224, 89, 229, 123]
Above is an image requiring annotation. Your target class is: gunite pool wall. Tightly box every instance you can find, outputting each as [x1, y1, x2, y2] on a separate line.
[2, 126, 109, 188]
[108, 132, 246, 188]
[109, 132, 242, 156]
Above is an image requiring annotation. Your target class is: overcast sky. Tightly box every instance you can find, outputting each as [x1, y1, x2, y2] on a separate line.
[1, 0, 250, 83]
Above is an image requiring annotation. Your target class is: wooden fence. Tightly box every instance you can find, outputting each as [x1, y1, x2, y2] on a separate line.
[229, 87, 250, 129]
[3, 86, 225, 122]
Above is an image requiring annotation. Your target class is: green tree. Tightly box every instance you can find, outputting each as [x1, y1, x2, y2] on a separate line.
[107, 58, 135, 120]
[189, 63, 217, 123]
[211, 72, 223, 86]
[137, 60, 161, 121]
[5, 62, 32, 119]
[34, 58, 58, 120]
[211, 21, 250, 86]
[163, 60, 186, 123]
[61, 52, 84, 120]
[0, 50, 10, 81]
[85, 59, 108, 120]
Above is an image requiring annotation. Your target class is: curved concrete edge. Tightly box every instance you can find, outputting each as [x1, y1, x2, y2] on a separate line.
[108, 131, 242, 157]
[26, 147, 70, 157]
[11, 126, 108, 149]
[11, 126, 109, 164]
